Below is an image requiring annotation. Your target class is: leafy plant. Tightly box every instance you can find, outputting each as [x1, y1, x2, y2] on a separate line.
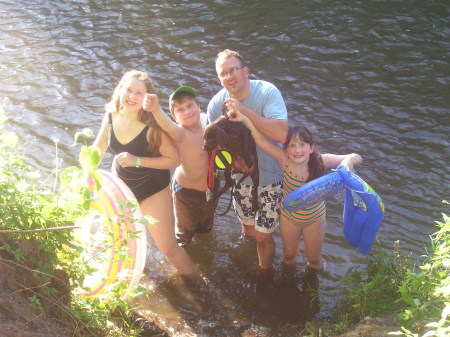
[28, 295, 45, 314]
[0, 109, 148, 336]
[397, 213, 450, 336]
[332, 213, 450, 336]
[332, 240, 408, 330]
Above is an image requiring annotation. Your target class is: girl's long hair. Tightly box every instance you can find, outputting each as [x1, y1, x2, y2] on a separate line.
[284, 126, 324, 182]
[105, 70, 162, 156]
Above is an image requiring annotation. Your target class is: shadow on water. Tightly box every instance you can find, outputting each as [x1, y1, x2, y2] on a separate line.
[132, 223, 321, 336]
[1, 0, 449, 334]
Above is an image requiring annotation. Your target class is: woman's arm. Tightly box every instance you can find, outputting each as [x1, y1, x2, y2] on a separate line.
[147, 131, 180, 169]
[93, 112, 109, 162]
[226, 99, 286, 164]
[115, 129, 180, 169]
[322, 153, 363, 171]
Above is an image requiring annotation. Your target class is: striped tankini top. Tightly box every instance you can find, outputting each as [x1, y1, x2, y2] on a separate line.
[280, 164, 326, 227]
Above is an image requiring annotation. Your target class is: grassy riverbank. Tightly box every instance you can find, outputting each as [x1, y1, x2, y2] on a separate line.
[0, 110, 448, 336]
[0, 110, 146, 336]
[330, 213, 449, 336]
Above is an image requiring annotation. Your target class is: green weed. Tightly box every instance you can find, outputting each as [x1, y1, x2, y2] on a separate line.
[0, 109, 146, 336]
[332, 214, 450, 336]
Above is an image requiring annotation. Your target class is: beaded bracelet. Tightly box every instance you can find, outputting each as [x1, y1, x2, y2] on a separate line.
[136, 156, 141, 168]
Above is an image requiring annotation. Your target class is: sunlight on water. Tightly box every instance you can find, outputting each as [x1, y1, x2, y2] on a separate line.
[0, 0, 449, 334]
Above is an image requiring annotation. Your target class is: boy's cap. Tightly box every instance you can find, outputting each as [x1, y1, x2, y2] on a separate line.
[169, 86, 196, 111]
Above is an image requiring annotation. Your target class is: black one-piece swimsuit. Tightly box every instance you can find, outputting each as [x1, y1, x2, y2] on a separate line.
[108, 114, 170, 202]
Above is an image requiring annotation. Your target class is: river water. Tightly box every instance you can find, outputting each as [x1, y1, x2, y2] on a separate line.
[1, 0, 449, 335]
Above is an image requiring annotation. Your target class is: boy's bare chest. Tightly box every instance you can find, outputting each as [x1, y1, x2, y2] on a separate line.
[180, 131, 207, 157]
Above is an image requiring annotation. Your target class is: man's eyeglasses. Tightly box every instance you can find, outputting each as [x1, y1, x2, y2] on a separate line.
[219, 67, 244, 79]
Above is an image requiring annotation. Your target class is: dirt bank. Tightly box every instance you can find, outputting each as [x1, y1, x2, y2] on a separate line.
[0, 239, 402, 337]
[0, 239, 73, 336]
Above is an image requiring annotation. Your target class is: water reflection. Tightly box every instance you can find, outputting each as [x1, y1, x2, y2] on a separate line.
[136, 231, 321, 335]
[1, 0, 449, 334]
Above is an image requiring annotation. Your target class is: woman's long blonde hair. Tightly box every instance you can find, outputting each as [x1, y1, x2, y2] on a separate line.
[105, 70, 162, 156]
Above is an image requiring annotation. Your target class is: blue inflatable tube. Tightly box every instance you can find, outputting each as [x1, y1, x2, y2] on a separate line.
[283, 171, 345, 211]
[339, 166, 384, 255]
[283, 165, 384, 255]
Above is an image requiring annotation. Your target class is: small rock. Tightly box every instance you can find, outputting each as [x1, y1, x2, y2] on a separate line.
[357, 324, 379, 335]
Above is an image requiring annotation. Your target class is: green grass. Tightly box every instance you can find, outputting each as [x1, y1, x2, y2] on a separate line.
[332, 214, 450, 336]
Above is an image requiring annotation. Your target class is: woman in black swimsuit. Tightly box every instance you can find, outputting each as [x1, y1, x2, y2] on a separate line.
[94, 70, 195, 276]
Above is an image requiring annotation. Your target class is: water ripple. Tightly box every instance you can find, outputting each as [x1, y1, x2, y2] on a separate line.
[0, 0, 449, 333]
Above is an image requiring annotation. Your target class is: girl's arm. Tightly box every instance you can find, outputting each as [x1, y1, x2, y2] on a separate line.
[230, 100, 288, 143]
[93, 112, 109, 162]
[226, 99, 286, 164]
[115, 129, 181, 169]
[139, 130, 180, 169]
[322, 153, 362, 171]
[143, 93, 184, 143]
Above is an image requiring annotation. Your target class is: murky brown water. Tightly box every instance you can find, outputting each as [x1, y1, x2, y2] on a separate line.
[1, 0, 449, 335]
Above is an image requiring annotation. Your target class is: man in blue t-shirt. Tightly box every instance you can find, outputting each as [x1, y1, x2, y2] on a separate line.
[207, 49, 288, 273]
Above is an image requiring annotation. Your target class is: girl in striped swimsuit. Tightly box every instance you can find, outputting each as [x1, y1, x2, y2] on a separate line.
[226, 102, 362, 274]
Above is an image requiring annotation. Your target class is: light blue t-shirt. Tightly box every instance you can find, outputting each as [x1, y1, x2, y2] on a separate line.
[207, 80, 288, 186]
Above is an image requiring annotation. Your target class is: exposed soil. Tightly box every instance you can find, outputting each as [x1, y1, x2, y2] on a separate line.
[0, 238, 76, 337]
[334, 315, 402, 337]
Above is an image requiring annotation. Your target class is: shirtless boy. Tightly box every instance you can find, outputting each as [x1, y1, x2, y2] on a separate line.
[144, 86, 216, 246]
